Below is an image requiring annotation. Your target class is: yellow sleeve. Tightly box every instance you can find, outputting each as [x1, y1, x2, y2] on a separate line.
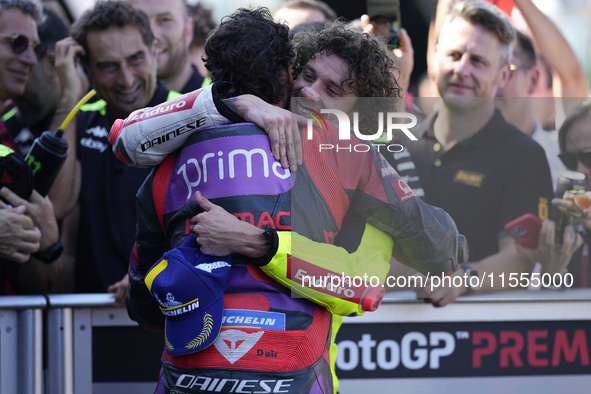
[260, 223, 393, 316]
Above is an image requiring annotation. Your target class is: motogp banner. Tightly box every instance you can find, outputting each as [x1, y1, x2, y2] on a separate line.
[336, 320, 590, 378]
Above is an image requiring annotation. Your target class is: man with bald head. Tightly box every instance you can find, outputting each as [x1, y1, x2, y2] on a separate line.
[273, 0, 336, 28]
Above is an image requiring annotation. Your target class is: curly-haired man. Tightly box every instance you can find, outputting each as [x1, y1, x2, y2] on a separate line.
[118, 8, 464, 393]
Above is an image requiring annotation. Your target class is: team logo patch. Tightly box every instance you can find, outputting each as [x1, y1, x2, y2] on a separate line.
[214, 330, 264, 364]
[391, 178, 418, 202]
[222, 309, 286, 330]
[453, 170, 484, 187]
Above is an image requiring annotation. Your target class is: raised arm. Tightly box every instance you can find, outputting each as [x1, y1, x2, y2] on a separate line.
[513, 0, 588, 113]
[47, 37, 88, 219]
[110, 83, 305, 171]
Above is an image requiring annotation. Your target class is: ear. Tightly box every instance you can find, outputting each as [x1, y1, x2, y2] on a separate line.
[286, 66, 293, 85]
[184, 17, 194, 48]
[81, 59, 91, 82]
[527, 66, 540, 96]
[496, 63, 511, 90]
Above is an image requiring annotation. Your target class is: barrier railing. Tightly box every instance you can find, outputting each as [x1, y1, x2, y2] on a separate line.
[0, 296, 45, 394]
[0, 290, 590, 394]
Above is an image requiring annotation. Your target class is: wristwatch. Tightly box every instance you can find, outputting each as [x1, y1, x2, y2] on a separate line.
[32, 239, 63, 264]
[461, 263, 480, 295]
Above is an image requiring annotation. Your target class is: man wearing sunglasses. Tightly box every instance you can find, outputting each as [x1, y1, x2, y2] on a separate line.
[0, 0, 62, 296]
[518, 100, 591, 290]
[554, 99, 591, 287]
[558, 100, 591, 184]
[2, 6, 68, 155]
[0, 0, 45, 116]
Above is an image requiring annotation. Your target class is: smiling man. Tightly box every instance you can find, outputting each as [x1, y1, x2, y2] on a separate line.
[0, 0, 42, 108]
[48, 1, 180, 300]
[127, 0, 205, 93]
[0, 0, 44, 148]
[0, 0, 65, 296]
[407, 0, 553, 304]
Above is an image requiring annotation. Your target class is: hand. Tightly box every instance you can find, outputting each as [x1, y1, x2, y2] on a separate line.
[108, 273, 129, 307]
[414, 271, 464, 307]
[552, 191, 591, 230]
[190, 191, 270, 258]
[233, 94, 305, 172]
[516, 219, 583, 275]
[360, 15, 414, 93]
[0, 187, 58, 251]
[391, 28, 414, 93]
[0, 205, 41, 263]
[54, 37, 87, 107]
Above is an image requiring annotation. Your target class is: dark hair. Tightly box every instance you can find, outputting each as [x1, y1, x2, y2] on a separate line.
[0, 0, 44, 24]
[38, 6, 68, 50]
[204, 7, 293, 105]
[277, 0, 337, 21]
[558, 98, 591, 152]
[292, 21, 401, 98]
[446, 0, 516, 66]
[291, 20, 402, 132]
[288, 20, 325, 38]
[71, 0, 153, 60]
[512, 30, 536, 69]
[188, 2, 216, 47]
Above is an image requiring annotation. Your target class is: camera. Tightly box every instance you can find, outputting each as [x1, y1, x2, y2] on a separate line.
[366, 0, 401, 49]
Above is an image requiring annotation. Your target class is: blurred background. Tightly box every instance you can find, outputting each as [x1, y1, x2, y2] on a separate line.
[56, 0, 591, 97]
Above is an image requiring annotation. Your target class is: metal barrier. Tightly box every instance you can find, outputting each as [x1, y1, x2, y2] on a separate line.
[46, 294, 162, 394]
[0, 296, 45, 394]
[0, 290, 590, 394]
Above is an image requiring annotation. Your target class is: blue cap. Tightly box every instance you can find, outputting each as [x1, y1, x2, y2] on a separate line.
[145, 234, 231, 356]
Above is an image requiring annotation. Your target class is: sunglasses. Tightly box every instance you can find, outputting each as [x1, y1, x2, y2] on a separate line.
[0, 33, 46, 60]
[558, 148, 591, 171]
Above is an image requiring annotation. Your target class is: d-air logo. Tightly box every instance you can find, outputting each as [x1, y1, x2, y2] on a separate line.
[214, 330, 264, 364]
[392, 178, 418, 202]
[257, 349, 278, 358]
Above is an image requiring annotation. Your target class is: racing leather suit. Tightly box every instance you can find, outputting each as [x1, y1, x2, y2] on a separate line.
[123, 84, 465, 393]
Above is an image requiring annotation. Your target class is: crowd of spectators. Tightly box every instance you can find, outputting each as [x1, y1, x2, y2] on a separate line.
[0, 0, 589, 307]
[0, 0, 589, 392]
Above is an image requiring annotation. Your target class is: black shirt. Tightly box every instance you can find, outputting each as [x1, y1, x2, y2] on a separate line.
[180, 64, 206, 94]
[73, 81, 179, 293]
